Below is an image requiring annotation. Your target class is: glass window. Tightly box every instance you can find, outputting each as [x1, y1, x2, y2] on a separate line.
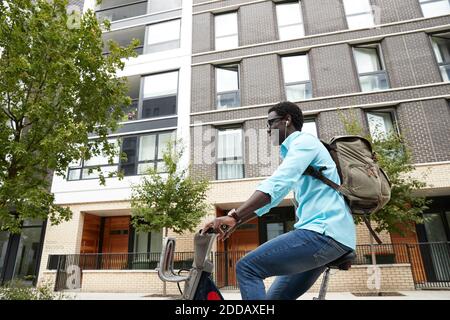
[96, 0, 148, 22]
[343, 0, 375, 29]
[276, 2, 305, 40]
[142, 71, 178, 119]
[0, 232, 9, 282]
[133, 232, 149, 253]
[215, 12, 238, 50]
[353, 46, 389, 92]
[217, 128, 244, 180]
[366, 110, 396, 140]
[431, 34, 450, 82]
[216, 65, 240, 109]
[146, 19, 181, 53]
[267, 223, 284, 241]
[419, 0, 450, 18]
[68, 140, 120, 180]
[12, 226, 43, 285]
[302, 119, 318, 137]
[122, 131, 175, 176]
[149, 0, 182, 13]
[281, 55, 312, 101]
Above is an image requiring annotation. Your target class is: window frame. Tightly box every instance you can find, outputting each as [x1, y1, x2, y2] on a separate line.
[430, 32, 450, 82]
[275, 1, 305, 40]
[352, 43, 390, 92]
[67, 140, 121, 181]
[67, 131, 175, 181]
[119, 131, 175, 177]
[215, 64, 241, 109]
[418, 0, 450, 18]
[342, 0, 375, 30]
[138, 70, 179, 120]
[215, 126, 245, 181]
[365, 108, 400, 140]
[145, 18, 181, 54]
[214, 11, 239, 51]
[280, 53, 313, 101]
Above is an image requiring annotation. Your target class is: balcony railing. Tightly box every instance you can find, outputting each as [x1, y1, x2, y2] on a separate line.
[49, 242, 450, 291]
[96, 0, 148, 22]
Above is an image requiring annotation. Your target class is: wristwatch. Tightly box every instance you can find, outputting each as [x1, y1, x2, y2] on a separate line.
[227, 208, 240, 222]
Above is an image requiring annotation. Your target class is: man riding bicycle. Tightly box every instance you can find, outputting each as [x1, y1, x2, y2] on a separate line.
[202, 101, 356, 300]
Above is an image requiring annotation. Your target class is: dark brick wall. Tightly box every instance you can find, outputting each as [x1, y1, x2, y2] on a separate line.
[192, 12, 213, 54]
[239, 1, 277, 46]
[310, 44, 360, 97]
[382, 33, 442, 87]
[303, 0, 348, 34]
[397, 99, 450, 163]
[241, 54, 284, 106]
[190, 0, 450, 180]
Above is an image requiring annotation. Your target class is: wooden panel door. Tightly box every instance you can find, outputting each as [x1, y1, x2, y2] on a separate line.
[81, 214, 101, 254]
[225, 220, 259, 286]
[101, 216, 130, 269]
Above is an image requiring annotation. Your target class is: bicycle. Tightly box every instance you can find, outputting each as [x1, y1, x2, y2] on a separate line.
[157, 229, 356, 300]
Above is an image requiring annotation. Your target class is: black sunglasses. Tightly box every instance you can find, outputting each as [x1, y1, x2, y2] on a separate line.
[266, 116, 284, 129]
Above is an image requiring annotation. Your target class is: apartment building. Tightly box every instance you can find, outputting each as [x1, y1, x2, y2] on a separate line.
[190, 0, 450, 291]
[36, 0, 193, 293]
[29, 0, 450, 294]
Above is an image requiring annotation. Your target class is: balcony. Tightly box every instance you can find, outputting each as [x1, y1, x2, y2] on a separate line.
[96, 0, 148, 23]
[102, 25, 145, 55]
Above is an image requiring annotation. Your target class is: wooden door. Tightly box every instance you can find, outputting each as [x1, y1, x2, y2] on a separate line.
[225, 219, 259, 286]
[101, 216, 130, 269]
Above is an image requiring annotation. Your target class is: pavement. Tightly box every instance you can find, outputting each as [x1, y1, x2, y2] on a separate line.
[64, 289, 450, 300]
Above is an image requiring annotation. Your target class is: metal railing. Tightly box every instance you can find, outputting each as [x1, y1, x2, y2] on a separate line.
[49, 242, 450, 291]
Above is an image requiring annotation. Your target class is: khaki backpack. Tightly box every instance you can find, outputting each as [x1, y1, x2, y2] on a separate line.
[304, 135, 392, 244]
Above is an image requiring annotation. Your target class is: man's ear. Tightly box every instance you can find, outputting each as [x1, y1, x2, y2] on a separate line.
[286, 115, 292, 125]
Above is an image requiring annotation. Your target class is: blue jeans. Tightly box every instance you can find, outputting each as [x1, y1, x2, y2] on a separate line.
[235, 228, 352, 300]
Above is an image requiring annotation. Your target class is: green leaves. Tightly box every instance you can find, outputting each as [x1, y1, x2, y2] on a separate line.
[0, 0, 138, 232]
[130, 139, 211, 236]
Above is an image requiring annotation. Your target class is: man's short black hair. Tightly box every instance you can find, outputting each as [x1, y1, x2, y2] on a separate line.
[268, 101, 304, 131]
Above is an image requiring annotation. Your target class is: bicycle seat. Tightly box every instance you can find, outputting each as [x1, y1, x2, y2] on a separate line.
[326, 251, 356, 270]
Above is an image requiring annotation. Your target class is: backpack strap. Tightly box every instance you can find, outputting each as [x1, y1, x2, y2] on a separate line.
[304, 166, 350, 197]
[362, 216, 383, 244]
[305, 166, 383, 245]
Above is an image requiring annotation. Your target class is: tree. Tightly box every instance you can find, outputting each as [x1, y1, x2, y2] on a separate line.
[130, 139, 211, 238]
[0, 0, 139, 232]
[339, 110, 430, 236]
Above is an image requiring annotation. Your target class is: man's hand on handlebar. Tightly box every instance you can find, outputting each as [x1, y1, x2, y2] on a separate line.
[201, 216, 237, 241]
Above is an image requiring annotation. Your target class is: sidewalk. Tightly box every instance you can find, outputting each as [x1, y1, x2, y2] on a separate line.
[66, 289, 450, 300]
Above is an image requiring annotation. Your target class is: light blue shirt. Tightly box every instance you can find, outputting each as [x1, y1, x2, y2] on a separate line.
[255, 131, 356, 250]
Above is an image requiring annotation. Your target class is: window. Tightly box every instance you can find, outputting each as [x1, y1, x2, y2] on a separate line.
[149, 0, 182, 13]
[281, 55, 312, 101]
[215, 12, 238, 50]
[276, 1, 305, 40]
[96, 0, 148, 22]
[217, 128, 244, 180]
[366, 110, 397, 140]
[431, 33, 450, 82]
[133, 231, 162, 253]
[353, 45, 389, 92]
[121, 131, 174, 176]
[302, 119, 318, 137]
[216, 65, 240, 109]
[141, 71, 178, 119]
[419, 0, 450, 18]
[68, 140, 120, 180]
[146, 19, 181, 53]
[67, 132, 174, 180]
[343, 0, 375, 29]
